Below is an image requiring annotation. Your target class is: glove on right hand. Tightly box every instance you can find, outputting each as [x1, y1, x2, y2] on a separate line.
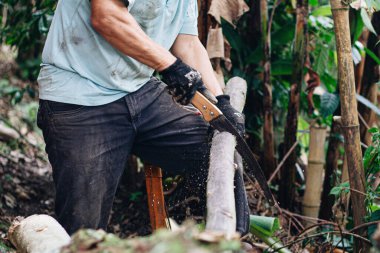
[160, 58, 205, 105]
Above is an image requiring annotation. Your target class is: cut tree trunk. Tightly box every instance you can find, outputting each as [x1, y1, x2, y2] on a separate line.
[8, 215, 71, 253]
[319, 121, 342, 220]
[260, 0, 276, 178]
[302, 126, 327, 226]
[279, 0, 308, 210]
[330, 1, 368, 252]
[206, 77, 247, 235]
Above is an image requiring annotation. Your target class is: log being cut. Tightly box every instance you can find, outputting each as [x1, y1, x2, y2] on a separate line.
[206, 77, 247, 236]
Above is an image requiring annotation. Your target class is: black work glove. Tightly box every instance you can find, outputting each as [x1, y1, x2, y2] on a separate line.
[215, 95, 245, 137]
[160, 58, 205, 105]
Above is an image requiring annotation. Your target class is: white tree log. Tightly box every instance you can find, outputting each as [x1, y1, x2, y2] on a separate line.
[206, 77, 247, 235]
[8, 215, 71, 253]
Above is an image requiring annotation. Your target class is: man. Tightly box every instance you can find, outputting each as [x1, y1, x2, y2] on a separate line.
[37, 0, 248, 235]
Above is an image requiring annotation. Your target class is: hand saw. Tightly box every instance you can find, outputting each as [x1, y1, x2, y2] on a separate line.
[191, 90, 275, 206]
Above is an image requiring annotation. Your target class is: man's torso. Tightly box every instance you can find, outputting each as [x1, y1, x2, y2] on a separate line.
[38, 0, 198, 106]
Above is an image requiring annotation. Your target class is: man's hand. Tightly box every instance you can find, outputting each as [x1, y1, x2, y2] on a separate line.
[160, 58, 206, 105]
[215, 95, 245, 137]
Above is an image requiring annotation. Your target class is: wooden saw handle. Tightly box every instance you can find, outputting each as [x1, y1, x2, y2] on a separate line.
[191, 91, 222, 122]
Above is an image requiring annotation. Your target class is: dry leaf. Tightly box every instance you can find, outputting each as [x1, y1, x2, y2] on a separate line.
[207, 28, 224, 59]
[208, 0, 249, 27]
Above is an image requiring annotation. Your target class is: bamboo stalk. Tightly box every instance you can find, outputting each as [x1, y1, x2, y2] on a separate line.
[302, 126, 327, 226]
[260, 0, 276, 178]
[329, 1, 368, 251]
[279, 0, 308, 210]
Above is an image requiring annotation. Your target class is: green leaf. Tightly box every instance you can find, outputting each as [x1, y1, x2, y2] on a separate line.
[250, 215, 279, 237]
[314, 45, 330, 75]
[330, 181, 350, 196]
[373, 0, 380, 10]
[221, 19, 244, 54]
[309, 0, 318, 6]
[320, 92, 340, 117]
[352, 11, 365, 42]
[311, 5, 332, 16]
[360, 8, 377, 35]
[363, 47, 380, 65]
[330, 186, 343, 196]
[363, 146, 375, 170]
[271, 61, 293, 76]
[369, 128, 379, 134]
[249, 215, 292, 253]
[368, 210, 380, 238]
[356, 94, 380, 116]
[246, 45, 264, 65]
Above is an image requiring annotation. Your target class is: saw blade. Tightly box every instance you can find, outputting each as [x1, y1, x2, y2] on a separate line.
[210, 115, 275, 206]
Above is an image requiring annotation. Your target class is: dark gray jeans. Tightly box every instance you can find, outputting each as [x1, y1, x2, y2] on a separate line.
[37, 77, 210, 234]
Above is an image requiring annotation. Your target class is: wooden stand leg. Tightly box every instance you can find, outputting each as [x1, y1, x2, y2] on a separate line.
[145, 164, 168, 231]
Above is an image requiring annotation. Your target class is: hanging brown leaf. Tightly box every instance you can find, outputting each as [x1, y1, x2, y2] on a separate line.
[305, 67, 321, 114]
[206, 28, 225, 59]
[208, 0, 249, 27]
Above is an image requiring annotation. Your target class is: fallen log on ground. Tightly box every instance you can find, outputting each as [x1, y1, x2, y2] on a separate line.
[206, 77, 247, 236]
[8, 215, 71, 253]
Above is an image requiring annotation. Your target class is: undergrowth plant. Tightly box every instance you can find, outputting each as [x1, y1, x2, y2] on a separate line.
[331, 128, 380, 239]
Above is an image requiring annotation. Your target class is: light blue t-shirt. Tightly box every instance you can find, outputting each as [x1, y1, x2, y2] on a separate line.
[38, 0, 198, 106]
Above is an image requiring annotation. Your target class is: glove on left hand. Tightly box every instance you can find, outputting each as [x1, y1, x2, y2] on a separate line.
[160, 58, 205, 105]
[215, 95, 245, 137]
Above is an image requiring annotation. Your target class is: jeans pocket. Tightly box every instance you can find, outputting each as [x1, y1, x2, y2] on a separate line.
[44, 100, 86, 118]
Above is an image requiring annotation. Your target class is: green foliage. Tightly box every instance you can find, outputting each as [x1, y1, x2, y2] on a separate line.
[0, 78, 35, 105]
[364, 128, 380, 176]
[0, 0, 56, 80]
[330, 128, 380, 240]
[0, 242, 12, 253]
[361, 8, 377, 35]
[329, 181, 350, 197]
[364, 47, 380, 65]
[320, 92, 340, 118]
[129, 191, 143, 202]
[249, 215, 291, 253]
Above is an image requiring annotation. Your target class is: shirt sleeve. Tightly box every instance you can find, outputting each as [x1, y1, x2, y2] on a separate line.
[179, 0, 199, 35]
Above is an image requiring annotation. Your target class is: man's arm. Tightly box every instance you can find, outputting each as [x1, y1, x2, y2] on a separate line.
[170, 35, 223, 97]
[90, 0, 176, 71]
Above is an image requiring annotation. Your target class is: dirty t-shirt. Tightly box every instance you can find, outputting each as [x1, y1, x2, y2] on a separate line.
[37, 0, 198, 106]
